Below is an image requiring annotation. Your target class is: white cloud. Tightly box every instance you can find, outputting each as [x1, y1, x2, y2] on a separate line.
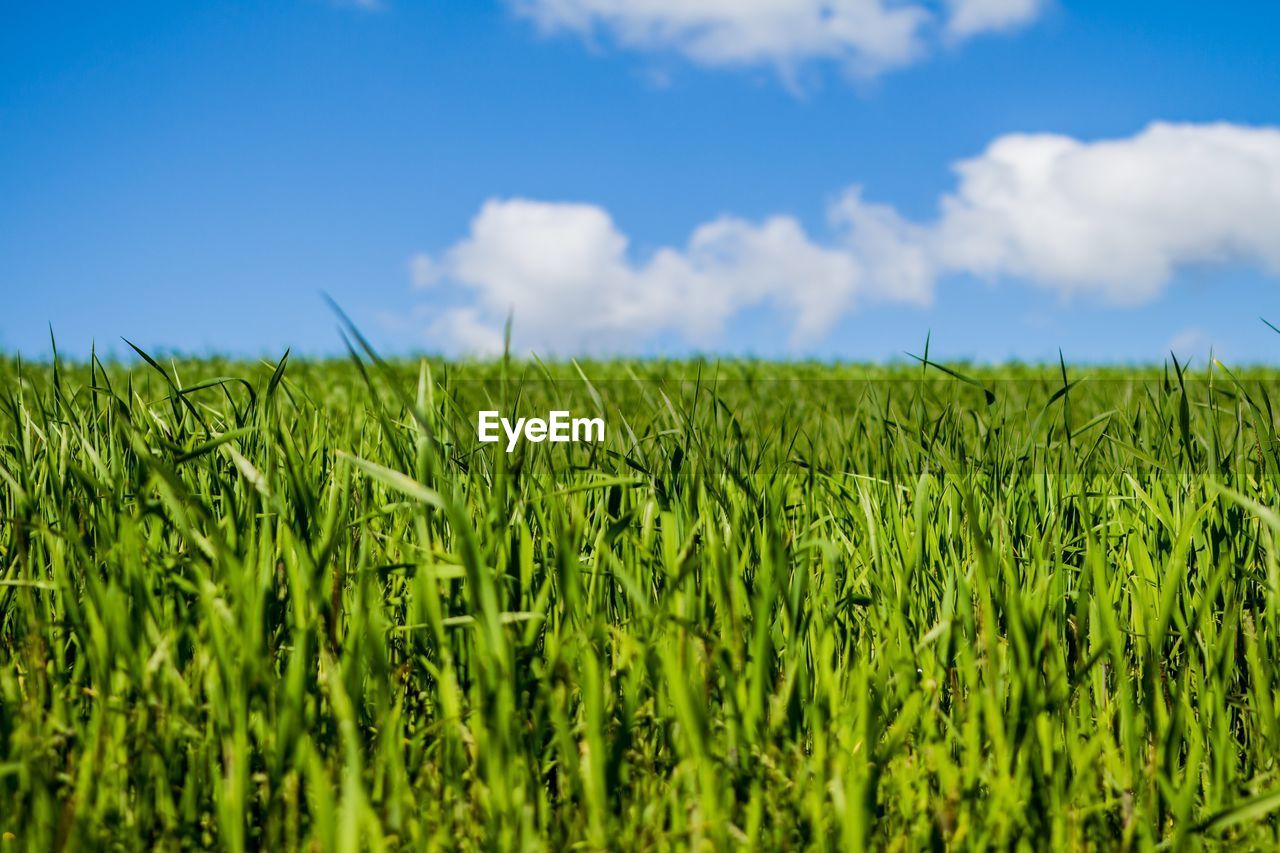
[509, 0, 1046, 80]
[415, 122, 1280, 354]
[428, 308, 507, 356]
[930, 122, 1280, 301]
[945, 0, 1044, 39]
[418, 198, 882, 354]
[829, 188, 934, 304]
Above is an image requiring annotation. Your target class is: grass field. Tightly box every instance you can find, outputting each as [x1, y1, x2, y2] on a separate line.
[5, 342, 1280, 849]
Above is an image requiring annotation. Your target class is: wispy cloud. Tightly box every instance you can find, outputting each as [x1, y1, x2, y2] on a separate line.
[508, 0, 1049, 82]
[945, 0, 1044, 39]
[1167, 328, 1207, 360]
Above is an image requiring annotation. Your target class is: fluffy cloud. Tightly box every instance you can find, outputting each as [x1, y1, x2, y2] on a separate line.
[415, 122, 1280, 354]
[509, 0, 1047, 79]
[413, 199, 885, 355]
[930, 122, 1280, 301]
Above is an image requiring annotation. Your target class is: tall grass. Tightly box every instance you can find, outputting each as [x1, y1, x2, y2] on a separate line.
[3, 348, 1280, 848]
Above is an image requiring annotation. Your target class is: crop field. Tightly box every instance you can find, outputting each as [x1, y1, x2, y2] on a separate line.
[5, 344, 1280, 849]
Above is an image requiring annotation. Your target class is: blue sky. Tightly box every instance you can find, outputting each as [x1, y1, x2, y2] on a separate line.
[2, 0, 1279, 363]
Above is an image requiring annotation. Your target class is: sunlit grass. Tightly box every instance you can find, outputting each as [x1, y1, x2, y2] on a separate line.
[3, 343, 1280, 848]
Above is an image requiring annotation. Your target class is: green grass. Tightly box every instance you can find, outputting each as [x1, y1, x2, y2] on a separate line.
[4, 346, 1280, 849]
